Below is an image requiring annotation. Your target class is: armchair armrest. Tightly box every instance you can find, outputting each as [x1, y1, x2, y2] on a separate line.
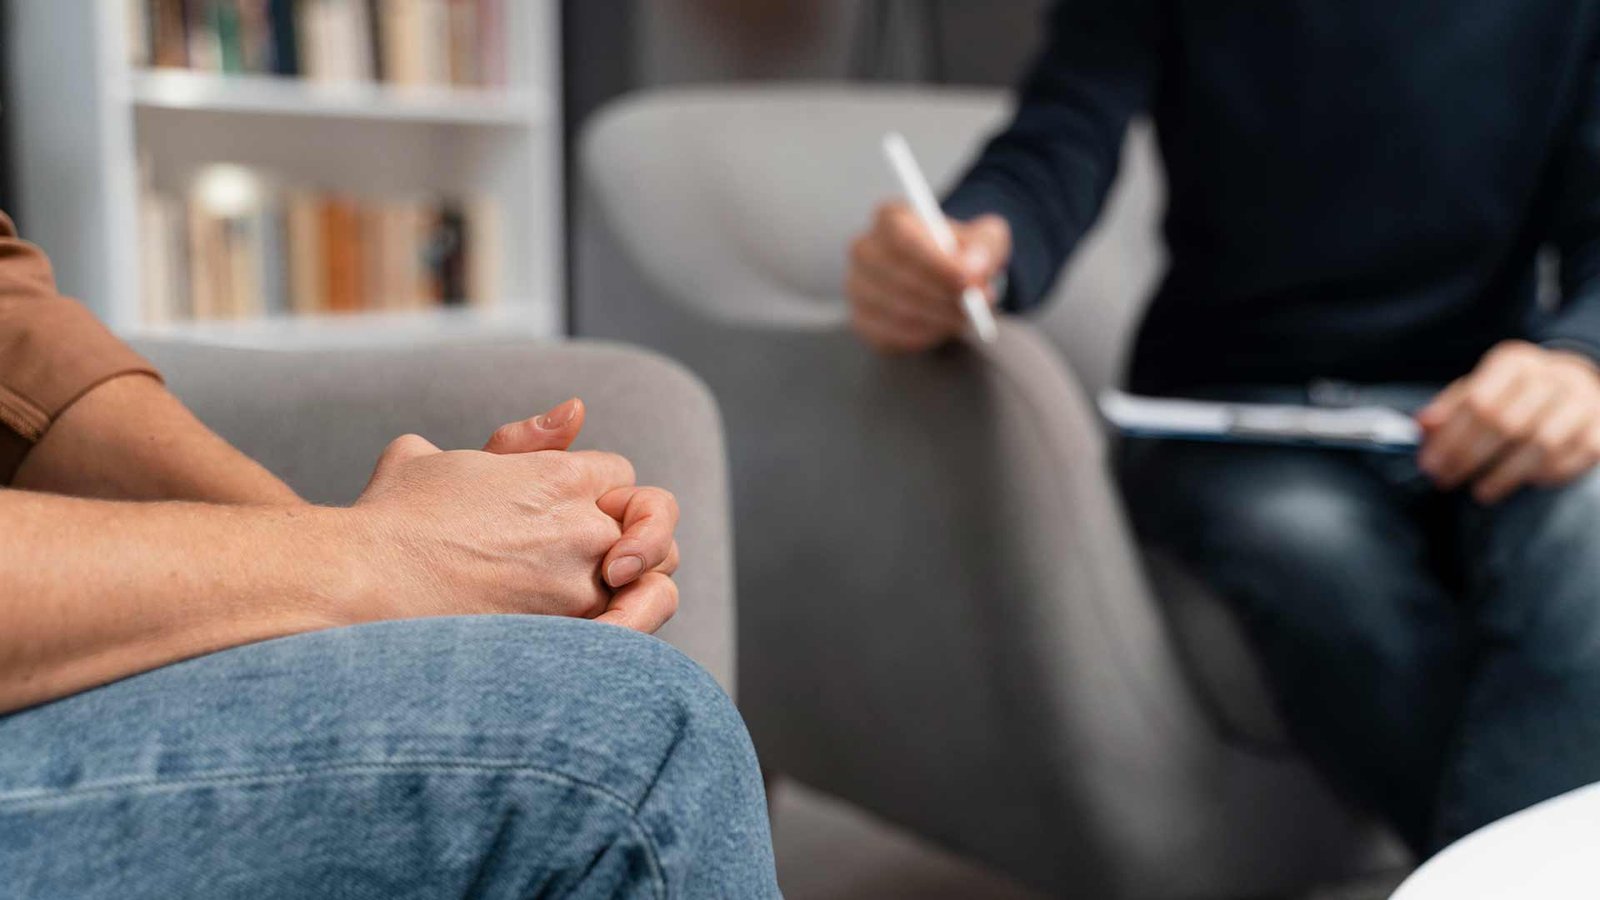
[129, 337, 736, 692]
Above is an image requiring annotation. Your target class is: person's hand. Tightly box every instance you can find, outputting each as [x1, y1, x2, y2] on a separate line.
[1418, 340, 1600, 504]
[348, 402, 677, 633]
[480, 398, 681, 629]
[847, 202, 1011, 354]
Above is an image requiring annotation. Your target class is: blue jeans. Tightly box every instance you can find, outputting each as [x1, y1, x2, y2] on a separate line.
[1118, 383, 1600, 855]
[0, 616, 781, 899]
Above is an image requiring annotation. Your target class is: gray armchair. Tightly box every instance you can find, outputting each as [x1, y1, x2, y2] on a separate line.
[577, 87, 1409, 897]
[129, 338, 736, 692]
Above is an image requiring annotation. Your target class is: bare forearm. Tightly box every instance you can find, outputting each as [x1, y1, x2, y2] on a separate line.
[0, 489, 371, 713]
[12, 374, 301, 505]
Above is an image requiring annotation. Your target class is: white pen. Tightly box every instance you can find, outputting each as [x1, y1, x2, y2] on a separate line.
[881, 132, 1000, 344]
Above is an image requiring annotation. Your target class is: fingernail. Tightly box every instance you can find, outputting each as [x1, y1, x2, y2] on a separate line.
[537, 399, 578, 430]
[606, 556, 645, 588]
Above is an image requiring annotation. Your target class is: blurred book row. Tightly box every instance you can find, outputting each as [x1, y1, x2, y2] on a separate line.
[139, 164, 502, 323]
[129, 0, 507, 87]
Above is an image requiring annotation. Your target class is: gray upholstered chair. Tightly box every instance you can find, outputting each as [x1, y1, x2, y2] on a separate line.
[129, 338, 736, 692]
[576, 87, 1411, 897]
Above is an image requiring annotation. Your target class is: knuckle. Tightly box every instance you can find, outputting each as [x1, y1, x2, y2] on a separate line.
[1492, 341, 1530, 362]
[1464, 391, 1500, 423]
[614, 454, 638, 485]
[547, 454, 585, 485]
[579, 588, 610, 620]
[640, 485, 677, 510]
[646, 575, 681, 616]
[846, 274, 872, 305]
[385, 433, 423, 455]
[589, 511, 623, 546]
[886, 210, 920, 245]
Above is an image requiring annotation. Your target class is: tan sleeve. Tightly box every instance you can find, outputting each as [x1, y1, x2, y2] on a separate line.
[0, 211, 161, 483]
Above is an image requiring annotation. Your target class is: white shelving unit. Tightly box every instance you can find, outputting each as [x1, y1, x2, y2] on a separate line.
[4, 1, 565, 347]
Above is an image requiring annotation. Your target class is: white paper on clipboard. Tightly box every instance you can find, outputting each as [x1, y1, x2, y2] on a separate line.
[1099, 390, 1422, 452]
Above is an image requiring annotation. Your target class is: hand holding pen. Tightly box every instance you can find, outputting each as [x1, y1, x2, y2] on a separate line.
[845, 133, 1009, 352]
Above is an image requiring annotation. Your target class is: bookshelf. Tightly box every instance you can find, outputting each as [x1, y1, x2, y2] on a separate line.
[130, 69, 549, 126]
[4, 1, 564, 347]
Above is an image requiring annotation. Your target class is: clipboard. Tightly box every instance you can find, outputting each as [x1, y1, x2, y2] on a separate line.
[1099, 390, 1421, 453]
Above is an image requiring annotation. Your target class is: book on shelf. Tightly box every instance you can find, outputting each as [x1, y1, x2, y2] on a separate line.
[132, 0, 508, 88]
[139, 164, 504, 324]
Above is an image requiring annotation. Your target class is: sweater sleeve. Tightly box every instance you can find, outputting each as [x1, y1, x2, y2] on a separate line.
[942, 0, 1163, 313]
[0, 211, 161, 483]
[1538, 33, 1600, 362]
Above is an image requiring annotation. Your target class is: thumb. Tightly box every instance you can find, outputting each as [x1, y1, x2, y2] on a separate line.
[1417, 381, 1464, 430]
[483, 398, 586, 455]
[956, 215, 1012, 286]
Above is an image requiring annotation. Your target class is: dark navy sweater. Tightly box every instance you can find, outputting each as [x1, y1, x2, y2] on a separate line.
[944, 0, 1600, 393]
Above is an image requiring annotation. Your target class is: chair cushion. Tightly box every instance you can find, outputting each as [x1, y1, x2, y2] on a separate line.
[1143, 549, 1293, 750]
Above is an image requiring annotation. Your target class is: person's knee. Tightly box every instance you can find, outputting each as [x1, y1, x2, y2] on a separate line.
[412, 618, 770, 885]
[266, 615, 759, 803]
[1483, 474, 1600, 675]
[528, 621, 773, 888]
[1172, 476, 1439, 670]
[513, 619, 761, 804]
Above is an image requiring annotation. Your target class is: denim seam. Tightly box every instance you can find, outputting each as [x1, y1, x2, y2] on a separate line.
[0, 757, 667, 899]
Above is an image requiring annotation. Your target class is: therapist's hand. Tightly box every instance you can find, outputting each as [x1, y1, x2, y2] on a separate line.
[481, 398, 681, 630]
[847, 202, 1011, 354]
[1418, 341, 1600, 504]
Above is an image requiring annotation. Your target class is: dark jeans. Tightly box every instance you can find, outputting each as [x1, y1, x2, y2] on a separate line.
[1118, 383, 1600, 855]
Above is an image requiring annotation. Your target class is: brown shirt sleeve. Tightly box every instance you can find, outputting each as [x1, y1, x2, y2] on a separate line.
[0, 211, 161, 483]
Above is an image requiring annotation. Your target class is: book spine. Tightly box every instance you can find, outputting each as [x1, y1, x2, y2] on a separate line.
[321, 197, 365, 312]
[259, 193, 291, 316]
[268, 0, 299, 75]
[128, 0, 152, 68]
[477, 0, 504, 87]
[187, 1, 221, 73]
[464, 196, 501, 308]
[416, 204, 443, 307]
[361, 204, 387, 311]
[139, 188, 171, 323]
[169, 192, 192, 320]
[417, 0, 450, 86]
[152, 0, 189, 68]
[237, 0, 271, 74]
[215, 0, 244, 74]
[446, 0, 476, 86]
[223, 214, 258, 318]
[436, 202, 466, 305]
[287, 189, 325, 315]
[297, 0, 325, 81]
[186, 197, 218, 320]
[343, 0, 375, 81]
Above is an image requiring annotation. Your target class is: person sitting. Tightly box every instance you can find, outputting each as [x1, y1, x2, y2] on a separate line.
[847, 0, 1600, 856]
[0, 211, 781, 898]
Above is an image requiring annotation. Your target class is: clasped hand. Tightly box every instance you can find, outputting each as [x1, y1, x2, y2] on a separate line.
[352, 398, 680, 634]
